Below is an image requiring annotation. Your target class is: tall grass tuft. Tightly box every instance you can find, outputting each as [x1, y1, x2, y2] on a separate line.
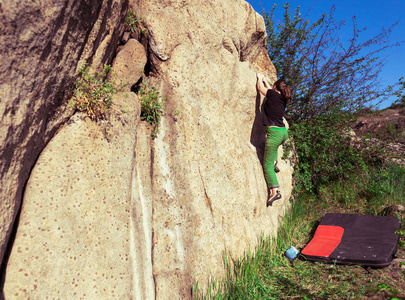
[137, 80, 165, 137]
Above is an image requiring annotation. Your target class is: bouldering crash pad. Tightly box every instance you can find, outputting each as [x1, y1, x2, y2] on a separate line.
[301, 213, 401, 267]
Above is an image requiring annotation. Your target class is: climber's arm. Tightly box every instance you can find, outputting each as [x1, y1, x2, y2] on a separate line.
[256, 73, 269, 96]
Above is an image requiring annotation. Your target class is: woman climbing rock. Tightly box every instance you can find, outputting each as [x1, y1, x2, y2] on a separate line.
[256, 74, 291, 207]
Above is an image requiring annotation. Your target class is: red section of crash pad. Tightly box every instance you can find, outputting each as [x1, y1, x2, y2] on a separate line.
[302, 225, 344, 257]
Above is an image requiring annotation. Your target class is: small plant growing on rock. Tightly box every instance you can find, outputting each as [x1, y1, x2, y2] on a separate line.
[126, 10, 148, 36]
[172, 110, 181, 122]
[137, 81, 164, 137]
[71, 64, 121, 120]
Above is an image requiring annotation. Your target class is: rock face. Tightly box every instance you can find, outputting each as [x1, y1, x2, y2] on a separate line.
[1, 0, 294, 299]
[4, 93, 143, 299]
[0, 0, 127, 268]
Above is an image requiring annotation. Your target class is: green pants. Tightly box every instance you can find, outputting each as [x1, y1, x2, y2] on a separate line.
[263, 126, 288, 188]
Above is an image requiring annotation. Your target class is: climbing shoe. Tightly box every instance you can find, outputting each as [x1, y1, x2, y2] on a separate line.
[267, 191, 282, 207]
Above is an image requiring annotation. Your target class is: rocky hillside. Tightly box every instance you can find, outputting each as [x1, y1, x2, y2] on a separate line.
[0, 0, 294, 299]
[351, 107, 405, 164]
[352, 107, 404, 141]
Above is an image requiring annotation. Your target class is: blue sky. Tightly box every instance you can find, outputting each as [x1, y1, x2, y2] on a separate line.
[245, 0, 405, 108]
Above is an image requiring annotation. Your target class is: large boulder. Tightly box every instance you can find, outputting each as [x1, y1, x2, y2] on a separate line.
[2, 0, 294, 298]
[0, 0, 127, 266]
[129, 1, 293, 297]
[3, 93, 145, 299]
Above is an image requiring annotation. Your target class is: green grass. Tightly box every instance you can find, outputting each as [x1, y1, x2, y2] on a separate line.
[194, 162, 405, 299]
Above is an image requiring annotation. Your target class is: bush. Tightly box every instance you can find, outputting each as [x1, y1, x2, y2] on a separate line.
[263, 3, 402, 124]
[71, 64, 120, 120]
[288, 109, 364, 193]
[137, 81, 165, 137]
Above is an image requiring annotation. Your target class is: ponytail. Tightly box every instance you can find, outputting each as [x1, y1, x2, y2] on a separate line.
[274, 79, 291, 103]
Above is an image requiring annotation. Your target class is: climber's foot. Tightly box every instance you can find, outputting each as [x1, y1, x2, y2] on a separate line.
[267, 191, 282, 207]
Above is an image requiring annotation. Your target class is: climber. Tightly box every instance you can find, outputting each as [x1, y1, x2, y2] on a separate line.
[256, 74, 291, 207]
